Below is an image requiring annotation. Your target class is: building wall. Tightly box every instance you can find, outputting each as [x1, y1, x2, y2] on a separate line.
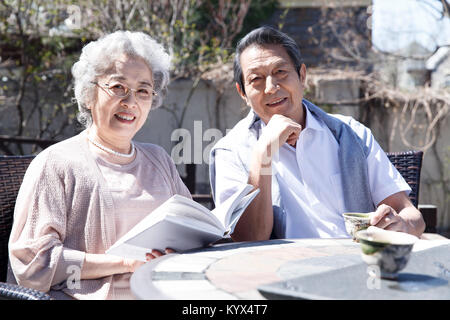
[139, 77, 449, 232]
[1, 74, 448, 232]
[262, 5, 371, 68]
[134, 79, 248, 194]
[431, 56, 450, 90]
[307, 77, 450, 233]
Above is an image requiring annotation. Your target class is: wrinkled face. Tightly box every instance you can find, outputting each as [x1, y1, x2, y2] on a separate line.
[237, 44, 306, 124]
[89, 55, 154, 142]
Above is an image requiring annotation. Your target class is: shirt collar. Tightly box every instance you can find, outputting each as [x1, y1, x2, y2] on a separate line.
[303, 102, 325, 132]
[247, 109, 260, 130]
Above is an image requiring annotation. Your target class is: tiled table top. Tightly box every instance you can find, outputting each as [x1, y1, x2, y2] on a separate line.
[130, 238, 450, 300]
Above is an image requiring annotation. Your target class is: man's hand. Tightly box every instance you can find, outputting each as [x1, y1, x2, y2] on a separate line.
[370, 192, 425, 237]
[370, 204, 409, 233]
[261, 114, 302, 147]
[256, 114, 302, 167]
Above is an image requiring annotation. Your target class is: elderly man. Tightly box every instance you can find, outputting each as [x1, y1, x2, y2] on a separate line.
[209, 26, 425, 242]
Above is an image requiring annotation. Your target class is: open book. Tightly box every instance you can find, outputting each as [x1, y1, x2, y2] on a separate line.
[106, 184, 259, 261]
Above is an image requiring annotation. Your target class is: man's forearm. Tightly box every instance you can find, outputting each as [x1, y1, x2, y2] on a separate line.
[231, 115, 302, 241]
[232, 147, 274, 241]
[375, 192, 426, 237]
[398, 206, 426, 237]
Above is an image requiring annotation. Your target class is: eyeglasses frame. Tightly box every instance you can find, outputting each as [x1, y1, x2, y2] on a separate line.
[91, 81, 157, 104]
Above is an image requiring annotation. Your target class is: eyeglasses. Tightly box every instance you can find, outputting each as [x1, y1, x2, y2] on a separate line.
[92, 82, 157, 102]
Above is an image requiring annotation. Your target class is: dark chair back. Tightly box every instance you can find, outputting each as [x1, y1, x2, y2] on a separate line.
[386, 151, 423, 208]
[0, 155, 35, 282]
[0, 282, 52, 300]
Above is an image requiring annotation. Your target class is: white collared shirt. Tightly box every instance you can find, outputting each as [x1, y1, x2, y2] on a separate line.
[214, 108, 411, 239]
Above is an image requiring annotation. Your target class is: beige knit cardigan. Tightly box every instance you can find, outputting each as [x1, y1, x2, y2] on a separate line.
[8, 130, 190, 299]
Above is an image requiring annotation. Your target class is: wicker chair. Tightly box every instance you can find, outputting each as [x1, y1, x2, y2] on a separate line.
[386, 150, 423, 208]
[0, 155, 51, 300]
[0, 282, 52, 300]
[386, 150, 436, 233]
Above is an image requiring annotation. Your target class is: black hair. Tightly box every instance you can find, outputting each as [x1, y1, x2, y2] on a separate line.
[233, 26, 303, 95]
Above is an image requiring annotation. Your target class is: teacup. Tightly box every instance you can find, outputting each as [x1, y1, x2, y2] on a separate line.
[342, 212, 371, 241]
[355, 227, 418, 279]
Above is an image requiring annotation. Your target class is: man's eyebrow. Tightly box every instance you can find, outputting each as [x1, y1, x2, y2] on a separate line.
[246, 61, 291, 74]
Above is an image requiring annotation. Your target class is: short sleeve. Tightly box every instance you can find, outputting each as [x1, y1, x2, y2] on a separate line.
[213, 148, 249, 207]
[366, 140, 411, 205]
[346, 118, 412, 206]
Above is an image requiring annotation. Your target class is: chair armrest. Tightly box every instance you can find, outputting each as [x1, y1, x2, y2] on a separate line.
[418, 204, 437, 233]
[0, 282, 52, 300]
[420, 233, 448, 240]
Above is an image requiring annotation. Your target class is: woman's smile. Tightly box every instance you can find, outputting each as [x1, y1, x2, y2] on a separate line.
[114, 112, 136, 123]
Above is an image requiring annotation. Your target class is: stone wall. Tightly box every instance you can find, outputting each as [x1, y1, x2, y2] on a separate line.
[137, 77, 449, 232]
[305, 76, 450, 233]
[431, 55, 450, 90]
[1, 75, 448, 232]
[135, 79, 247, 194]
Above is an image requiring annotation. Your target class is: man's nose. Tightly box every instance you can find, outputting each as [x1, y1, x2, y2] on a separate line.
[264, 76, 279, 94]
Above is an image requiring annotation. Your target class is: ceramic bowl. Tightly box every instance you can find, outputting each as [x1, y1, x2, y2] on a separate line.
[342, 212, 371, 240]
[355, 227, 418, 279]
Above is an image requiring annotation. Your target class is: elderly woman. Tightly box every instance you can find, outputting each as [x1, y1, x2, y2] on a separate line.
[7, 31, 191, 299]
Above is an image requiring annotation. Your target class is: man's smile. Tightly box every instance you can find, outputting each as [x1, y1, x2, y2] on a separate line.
[266, 97, 287, 107]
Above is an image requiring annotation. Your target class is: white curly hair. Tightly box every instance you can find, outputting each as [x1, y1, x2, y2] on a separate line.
[71, 31, 171, 127]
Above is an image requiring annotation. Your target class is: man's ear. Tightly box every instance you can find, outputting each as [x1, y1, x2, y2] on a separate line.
[236, 82, 250, 106]
[236, 82, 245, 98]
[299, 63, 306, 86]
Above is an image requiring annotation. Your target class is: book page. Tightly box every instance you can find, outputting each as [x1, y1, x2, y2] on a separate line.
[114, 195, 217, 247]
[107, 218, 223, 261]
[168, 195, 222, 228]
[226, 188, 260, 234]
[211, 184, 255, 228]
[106, 195, 225, 259]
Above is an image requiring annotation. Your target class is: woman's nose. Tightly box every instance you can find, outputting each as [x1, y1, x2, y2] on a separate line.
[120, 91, 138, 108]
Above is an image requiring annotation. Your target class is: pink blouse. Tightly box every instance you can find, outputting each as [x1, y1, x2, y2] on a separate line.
[8, 130, 191, 299]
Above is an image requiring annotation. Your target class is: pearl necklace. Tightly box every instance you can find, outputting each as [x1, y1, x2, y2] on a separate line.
[88, 136, 136, 158]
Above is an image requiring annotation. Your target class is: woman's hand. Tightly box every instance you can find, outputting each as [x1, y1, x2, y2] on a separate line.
[81, 249, 175, 279]
[145, 248, 175, 261]
[122, 258, 145, 273]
